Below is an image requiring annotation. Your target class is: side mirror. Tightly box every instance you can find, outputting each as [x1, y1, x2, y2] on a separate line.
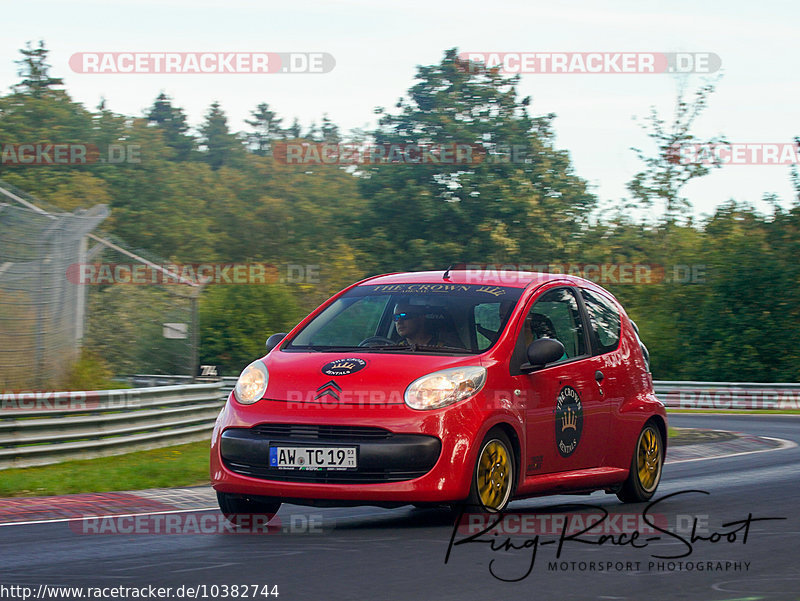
[520, 338, 565, 373]
[265, 333, 287, 353]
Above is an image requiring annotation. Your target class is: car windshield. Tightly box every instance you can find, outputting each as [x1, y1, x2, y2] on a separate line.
[286, 283, 524, 354]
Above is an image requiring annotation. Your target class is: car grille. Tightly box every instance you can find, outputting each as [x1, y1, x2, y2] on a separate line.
[221, 424, 439, 484]
[223, 462, 428, 484]
[251, 423, 394, 441]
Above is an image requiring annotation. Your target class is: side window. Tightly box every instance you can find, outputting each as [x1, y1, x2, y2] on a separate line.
[523, 288, 586, 360]
[581, 289, 621, 354]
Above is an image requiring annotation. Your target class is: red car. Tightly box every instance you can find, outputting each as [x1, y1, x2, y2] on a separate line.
[210, 269, 666, 518]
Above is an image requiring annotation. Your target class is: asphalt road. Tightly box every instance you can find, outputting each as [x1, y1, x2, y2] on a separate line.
[2, 414, 799, 601]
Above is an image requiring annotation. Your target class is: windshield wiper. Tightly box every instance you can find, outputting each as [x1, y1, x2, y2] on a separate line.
[412, 344, 475, 353]
[288, 345, 363, 352]
[364, 344, 474, 354]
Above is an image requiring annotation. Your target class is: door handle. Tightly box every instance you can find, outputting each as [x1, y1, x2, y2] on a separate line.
[595, 370, 604, 383]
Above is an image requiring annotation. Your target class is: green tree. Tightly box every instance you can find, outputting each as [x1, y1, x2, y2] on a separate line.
[245, 102, 284, 156]
[285, 117, 302, 139]
[627, 80, 726, 223]
[687, 203, 800, 381]
[0, 42, 110, 209]
[356, 48, 595, 271]
[791, 136, 800, 203]
[13, 40, 63, 98]
[146, 92, 195, 160]
[305, 121, 320, 141]
[198, 101, 242, 170]
[321, 114, 340, 143]
[199, 284, 301, 373]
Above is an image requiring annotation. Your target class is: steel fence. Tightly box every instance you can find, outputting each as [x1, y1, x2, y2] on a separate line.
[3, 378, 797, 470]
[0, 190, 107, 389]
[0, 382, 223, 469]
[125, 376, 800, 411]
[653, 380, 800, 410]
[0, 180, 198, 390]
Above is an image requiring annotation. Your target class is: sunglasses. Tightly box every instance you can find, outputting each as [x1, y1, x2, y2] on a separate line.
[392, 311, 422, 322]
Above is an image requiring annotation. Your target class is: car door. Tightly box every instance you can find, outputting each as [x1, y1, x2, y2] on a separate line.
[579, 287, 629, 461]
[510, 285, 609, 475]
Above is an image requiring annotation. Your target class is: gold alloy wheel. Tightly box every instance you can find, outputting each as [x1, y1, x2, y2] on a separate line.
[637, 426, 662, 493]
[476, 439, 512, 511]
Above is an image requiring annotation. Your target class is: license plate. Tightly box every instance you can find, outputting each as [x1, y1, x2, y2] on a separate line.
[269, 446, 357, 470]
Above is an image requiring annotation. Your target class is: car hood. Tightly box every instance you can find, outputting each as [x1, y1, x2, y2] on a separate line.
[261, 350, 482, 406]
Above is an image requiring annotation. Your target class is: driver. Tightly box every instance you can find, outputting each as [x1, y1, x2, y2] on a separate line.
[393, 301, 435, 347]
[392, 301, 463, 348]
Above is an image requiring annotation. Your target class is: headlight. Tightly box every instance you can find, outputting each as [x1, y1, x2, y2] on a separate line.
[234, 360, 269, 404]
[404, 366, 487, 410]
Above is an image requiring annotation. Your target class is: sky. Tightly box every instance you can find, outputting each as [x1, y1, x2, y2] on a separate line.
[3, 0, 799, 221]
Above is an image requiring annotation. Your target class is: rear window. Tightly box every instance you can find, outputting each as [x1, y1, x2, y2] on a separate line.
[581, 289, 621, 354]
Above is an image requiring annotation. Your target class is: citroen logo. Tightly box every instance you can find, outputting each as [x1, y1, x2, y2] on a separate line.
[314, 380, 341, 401]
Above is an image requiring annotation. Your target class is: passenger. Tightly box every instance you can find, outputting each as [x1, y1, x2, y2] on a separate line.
[476, 299, 516, 343]
[530, 313, 558, 340]
[530, 313, 568, 360]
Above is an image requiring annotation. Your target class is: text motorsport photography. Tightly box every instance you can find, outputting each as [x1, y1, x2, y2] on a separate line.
[445, 490, 783, 582]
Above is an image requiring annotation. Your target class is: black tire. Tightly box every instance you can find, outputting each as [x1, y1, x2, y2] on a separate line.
[217, 491, 281, 527]
[617, 421, 664, 503]
[465, 430, 515, 513]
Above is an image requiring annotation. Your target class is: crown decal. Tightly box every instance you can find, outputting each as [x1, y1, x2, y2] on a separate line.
[561, 407, 578, 431]
[332, 361, 356, 370]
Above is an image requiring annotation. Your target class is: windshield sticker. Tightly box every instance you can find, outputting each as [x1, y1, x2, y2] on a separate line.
[368, 284, 507, 297]
[321, 358, 367, 376]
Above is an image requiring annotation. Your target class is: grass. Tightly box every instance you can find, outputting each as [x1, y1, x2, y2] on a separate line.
[0, 425, 754, 497]
[0, 441, 211, 497]
[666, 426, 737, 446]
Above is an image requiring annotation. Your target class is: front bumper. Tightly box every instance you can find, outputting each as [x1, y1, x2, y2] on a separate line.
[220, 424, 441, 484]
[210, 393, 515, 503]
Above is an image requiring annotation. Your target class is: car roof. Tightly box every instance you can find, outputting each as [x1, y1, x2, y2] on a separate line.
[360, 270, 614, 295]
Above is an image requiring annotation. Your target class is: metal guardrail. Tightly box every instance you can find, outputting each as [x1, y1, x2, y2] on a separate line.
[221, 377, 237, 401]
[127, 375, 800, 411]
[0, 382, 224, 469]
[3, 377, 796, 470]
[654, 380, 800, 410]
[119, 374, 237, 399]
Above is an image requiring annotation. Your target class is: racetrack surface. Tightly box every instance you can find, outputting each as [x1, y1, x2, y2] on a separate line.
[1, 414, 798, 601]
